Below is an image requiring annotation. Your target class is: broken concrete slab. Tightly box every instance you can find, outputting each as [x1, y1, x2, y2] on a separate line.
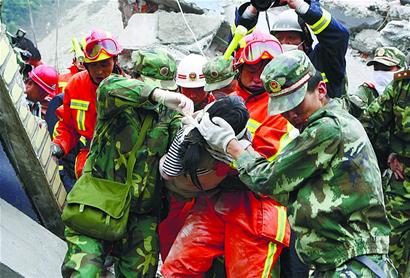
[350, 29, 381, 53]
[378, 20, 410, 52]
[157, 12, 223, 45]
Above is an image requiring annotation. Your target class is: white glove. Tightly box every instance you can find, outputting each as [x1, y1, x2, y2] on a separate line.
[197, 113, 236, 153]
[151, 89, 194, 116]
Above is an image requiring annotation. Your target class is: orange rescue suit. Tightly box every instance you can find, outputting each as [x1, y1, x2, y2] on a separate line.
[53, 70, 97, 178]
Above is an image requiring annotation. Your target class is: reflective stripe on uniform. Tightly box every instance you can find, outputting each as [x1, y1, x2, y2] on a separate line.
[247, 118, 262, 137]
[70, 99, 90, 110]
[275, 206, 287, 244]
[321, 72, 329, 83]
[268, 122, 295, 161]
[309, 9, 331, 35]
[70, 99, 89, 131]
[76, 110, 86, 131]
[261, 242, 278, 278]
[53, 121, 60, 140]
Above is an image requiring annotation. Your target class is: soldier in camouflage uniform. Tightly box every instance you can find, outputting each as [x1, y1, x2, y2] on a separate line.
[202, 56, 238, 97]
[197, 50, 396, 277]
[361, 69, 410, 277]
[346, 47, 406, 171]
[61, 52, 194, 277]
[346, 47, 406, 118]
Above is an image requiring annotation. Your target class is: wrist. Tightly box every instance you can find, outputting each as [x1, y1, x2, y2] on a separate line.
[226, 138, 245, 160]
[294, 0, 309, 14]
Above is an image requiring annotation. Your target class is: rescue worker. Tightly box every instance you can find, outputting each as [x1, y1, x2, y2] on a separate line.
[176, 53, 214, 110]
[61, 75, 193, 277]
[24, 64, 58, 118]
[198, 50, 396, 278]
[51, 29, 123, 179]
[361, 68, 410, 277]
[346, 46, 406, 118]
[234, 0, 349, 98]
[202, 56, 238, 98]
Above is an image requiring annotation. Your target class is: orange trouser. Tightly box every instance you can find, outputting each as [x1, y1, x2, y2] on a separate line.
[161, 191, 290, 278]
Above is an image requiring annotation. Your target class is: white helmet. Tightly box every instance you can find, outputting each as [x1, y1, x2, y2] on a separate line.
[271, 9, 303, 33]
[176, 54, 207, 88]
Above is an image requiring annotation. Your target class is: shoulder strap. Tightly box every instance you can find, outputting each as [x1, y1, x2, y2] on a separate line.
[126, 113, 154, 185]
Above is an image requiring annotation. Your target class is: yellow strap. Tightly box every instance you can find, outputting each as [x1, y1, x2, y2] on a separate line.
[309, 9, 331, 35]
[321, 72, 329, 83]
[261, 242, 278, 278]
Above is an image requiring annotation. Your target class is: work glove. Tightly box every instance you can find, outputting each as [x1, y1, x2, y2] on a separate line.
[51, 142, 64, 159]
[197, 113, 236, 153]
[151, 89, 194, 116]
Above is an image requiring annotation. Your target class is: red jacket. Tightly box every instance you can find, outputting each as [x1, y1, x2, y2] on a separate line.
[235, 84, 291, 160]
[53, 71, 97, 155]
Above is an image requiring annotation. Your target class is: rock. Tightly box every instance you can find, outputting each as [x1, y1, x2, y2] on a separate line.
[388, 4, 410, 21]
[350, 29, 381, 53]
[118, 13, 159, 49]
[320, 3, 384, 34]
[378, 20, 410, 52]
[151, 0, 205, 14]
[157, 12, 223, 45]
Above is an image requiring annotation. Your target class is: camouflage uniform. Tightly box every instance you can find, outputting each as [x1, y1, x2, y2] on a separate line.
[346, 47, 407, 119]
[202, 56, 237, 92]
[234, 51, 394, 276]
[362, 69, 410, 277]
[62, 74, 181, 276]
[346, 47, 406, 171]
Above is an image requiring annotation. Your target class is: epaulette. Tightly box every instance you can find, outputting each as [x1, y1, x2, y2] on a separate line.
[394, 70, 410, 81]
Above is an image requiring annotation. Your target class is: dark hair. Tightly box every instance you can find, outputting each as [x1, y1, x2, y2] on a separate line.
[15, 37, 41, 61]
[180, 96, 249, 189]
[307, 70, 323, 92]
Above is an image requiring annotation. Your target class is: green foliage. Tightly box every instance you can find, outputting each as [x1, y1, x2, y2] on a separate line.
[1, 0, 55, 33]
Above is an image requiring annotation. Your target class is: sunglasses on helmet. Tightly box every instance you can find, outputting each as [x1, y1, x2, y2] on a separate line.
[84, 38, 122, 60]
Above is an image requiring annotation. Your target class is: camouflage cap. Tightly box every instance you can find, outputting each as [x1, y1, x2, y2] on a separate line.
[202, 56, 237, 92]
[132, 48, 177, 90]
[261, 50, 316, 115]
[367, 47, 406, 68]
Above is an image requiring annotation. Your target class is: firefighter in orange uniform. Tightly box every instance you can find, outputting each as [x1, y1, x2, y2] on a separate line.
[161, 31, 293, 277]
[51, 29, 123, 178]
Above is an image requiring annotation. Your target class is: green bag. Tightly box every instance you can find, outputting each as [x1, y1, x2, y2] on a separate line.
[61, 114, 153, 241]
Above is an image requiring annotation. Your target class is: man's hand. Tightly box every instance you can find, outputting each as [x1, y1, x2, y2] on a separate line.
[51, 142, 64, 159]
[388, 153, 405, 181]
[197, 113, 236, 153]
[151, 89, 194, 116]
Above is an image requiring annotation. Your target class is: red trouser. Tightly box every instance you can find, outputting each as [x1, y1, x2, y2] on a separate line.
[74, 148, 89, 179]
[158, 195, 196, 260]
[161, 191, 290, 278]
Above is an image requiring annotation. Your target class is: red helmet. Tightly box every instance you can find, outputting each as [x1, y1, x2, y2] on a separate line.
[83, 30, 122, 63]
[235, 31, 283, 67]
[28, 65, 58, 98]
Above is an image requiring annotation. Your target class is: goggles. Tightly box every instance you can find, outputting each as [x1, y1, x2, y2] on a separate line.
[84, 38, 122, 60]
[240, 39, 283, 65]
